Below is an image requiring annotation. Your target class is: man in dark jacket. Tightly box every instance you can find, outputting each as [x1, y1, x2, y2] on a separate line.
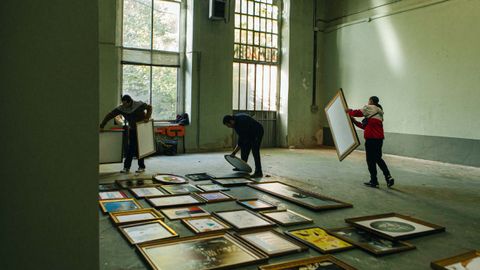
[223, 113, 264, 178]
[100, 95, 152, 173]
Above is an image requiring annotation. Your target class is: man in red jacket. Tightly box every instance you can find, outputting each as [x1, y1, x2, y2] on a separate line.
[347, 96, 395, 188]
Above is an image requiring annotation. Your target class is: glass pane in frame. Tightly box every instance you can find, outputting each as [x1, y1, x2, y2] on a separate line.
[122, 64, 151, 104]
[153, 0, 180, 52]
[123, 0, 152, 49]
[152, 66, 177, 120]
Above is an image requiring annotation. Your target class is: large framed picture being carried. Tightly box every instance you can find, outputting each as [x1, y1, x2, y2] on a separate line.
[324, 89, 360, 161]
[136, 120, 156, 159]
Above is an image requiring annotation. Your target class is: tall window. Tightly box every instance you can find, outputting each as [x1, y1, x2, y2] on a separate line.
[233, 0, 279, 111]
[121, 0, 182, 120]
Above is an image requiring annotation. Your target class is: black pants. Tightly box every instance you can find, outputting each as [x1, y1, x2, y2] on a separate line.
[240, 130, 264, 173]
[124, 129, 145, 169]
[365, 139, 390, 183]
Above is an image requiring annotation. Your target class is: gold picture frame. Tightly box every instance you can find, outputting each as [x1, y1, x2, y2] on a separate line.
[99, 198, 142, 214]
[285, 226, 354, 254]
[119, 220, 177, 245]
[258, 255, 358, 270]
[109, 208, 165, 225]
[182, 216, 231, 234]
[431, 250, 480, 270]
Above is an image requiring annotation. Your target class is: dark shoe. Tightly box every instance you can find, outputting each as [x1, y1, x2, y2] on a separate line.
[232, 168, 241, 171]
[251, 171, 263, 178]
[135, 167, 146, 173]
[386, 177, 395, 188]
[364, 181, 379, 188]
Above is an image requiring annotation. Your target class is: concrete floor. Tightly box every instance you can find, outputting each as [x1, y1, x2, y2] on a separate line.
[99, 148, 480, 270]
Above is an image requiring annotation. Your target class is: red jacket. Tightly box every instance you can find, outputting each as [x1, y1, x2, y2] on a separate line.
[348, 106, 385, 139]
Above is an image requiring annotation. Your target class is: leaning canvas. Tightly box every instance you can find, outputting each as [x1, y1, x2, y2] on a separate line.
[324, 89, 360, 161]
[136, 120, 156, 159]
[99, 131, 123, 164]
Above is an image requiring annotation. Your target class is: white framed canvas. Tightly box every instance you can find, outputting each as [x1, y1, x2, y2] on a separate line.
[324, 89, 360, 161]
[136, 120, 156, 159]
[99, 130, 123, 164]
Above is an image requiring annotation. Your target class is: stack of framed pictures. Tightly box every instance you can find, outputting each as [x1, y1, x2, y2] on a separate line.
[161, 184, 201, 194]
[99, 198, 142, 213]
[237, 199, 276, 211]
[152, 174, 187, 184]
[119, 220, 177, 245]
[146, 194, 204, 208]
[196, 183, 229, 192]
[160, 206, 210, 220]
[345, 213, 445, 240]
[109, 208, 165, 225]
[99, 190, 128, 200]
[185, 173, 214, 181]
[213, 178, 253, 187]
[195, 191, 235, 203]
[431, 250, 480, 270]
[248, 181, 352, 211]
[182, 216, 231, 234]
[285, 226, 354, 254]
[235, 230, 307, 257]
[260, 209, 313, 226]
[328, 226, 416, 256]
[129, 186, 168, 198]
[137, 233, 268, 270]
[258, 255, 357, 270]
[213, 209, 276, 231]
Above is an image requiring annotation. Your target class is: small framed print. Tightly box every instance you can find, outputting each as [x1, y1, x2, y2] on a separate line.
[161, 184, 202, 194]
[213, 209, 276, 231]
[119, 220, 178, 245]
[130, 186, 168, 198]
[258, 255, 358, 270]
[285, 226, 354, 254]
[237, 199, 276, 211]
[345, 213, 445, 240]
[146, 194, 204, 208]
[99, 183, 119, 191]
[109, 208, 165, 225]
[182, 216, 231, 234]
[99, 198, 142, 214]
[260, 209, 313, 226]
[161, 206, 210, 220]
[431, 250, 480, 270]
[152, 174, 187, 184]
[235, 230, 307, 257]
[185, 173, 214, 181]
[196, 183, 230, 192]
[213, 178, 253, 187]
[137, 233, 267, 270]
[99, 190, 128, 200]
[195, 191, 235, 203]
[116, 179, 156, 189]
[328, 226, 415, 256]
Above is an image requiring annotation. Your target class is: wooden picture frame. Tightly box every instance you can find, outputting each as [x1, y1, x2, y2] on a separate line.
[235, 230, 308, 258]
[345, 213, 445, 240]
[99, 130, 124, 164]
[160, 206, 210, 220]
[129, 186, 168, 198]
[185, 173, 214, 181]
[182, 216, 231, 234]
[248, 181, 352, 211]
[237, 199, 277, 211]
[161, 184, 202, 194]
[328, 226, 416, 256]
[119, 220, 177, 245]
[196, 183, 230, 192]
[258, 255, 358, 270]
[136, 120, 156, 159]
[109, 208, 165, 225]
[260, 209, 313, 226]
[152, 174, 188, 184]
[99, 198, 142, 214]
[98, 190, 128, 200]
[324, 89, 360, 161]
[213, 209, 276, 231]
[431, 250, 480, 270]
[146, 194, 204, 208]
[116, 179, 157, 189]
[195, 191, 236, 203]
[137, 233, 268, 270]
[285, 226, 354, 254]
[213, 178, 253, 187]
[99, 183, 119, 191]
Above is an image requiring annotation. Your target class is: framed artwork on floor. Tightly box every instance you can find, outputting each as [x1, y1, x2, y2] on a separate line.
[260, 209, 313, 226]
[285, 226, 354, 254]
[213, 178, 253, 187]
[235, 230, 307, 257]
[99, 198, 142, 214]
[182, 216, 231, 234]
[129, 186, 168, 198]
[146, 194, 204, 208]
[161, 184, 202, 194]
[258, 255, 358, 270]
[196, 183, 230, 192]
[99, 183, 119, 191]
[116, 179, 156, 189]
[345, 213, 445, 240]
[248, 181, 352, 211]
[119, 220, 177, 245]
[99, 190, 128, 200]
[109, 208, 164, 225]
[213, 209, 276, 231]
[237, 199, 276, 211]
[431, 250, 480, 270]
[185, 173, 214, 181]
[160, 206, 210, 220]
[195, 191, 236, 203]
[152, 174, 187, 184]
[137, 233, 267, 270]
[328, 226, 415, 256]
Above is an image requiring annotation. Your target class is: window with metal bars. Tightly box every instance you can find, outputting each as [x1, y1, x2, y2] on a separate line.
[233, 0, 280, 111]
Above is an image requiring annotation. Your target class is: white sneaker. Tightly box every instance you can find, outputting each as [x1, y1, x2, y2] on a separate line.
[135, 168, 145, 173]
[120, 168, 130, 173]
